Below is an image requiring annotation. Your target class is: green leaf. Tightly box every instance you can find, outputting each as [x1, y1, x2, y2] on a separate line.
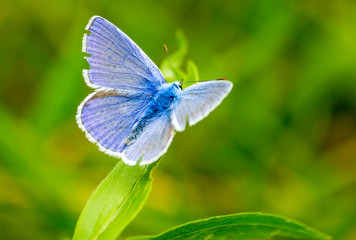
[72, 161, 157, 240]
[159, 30, 200, 86]
[161, 30, 188, 82]
[185, 60, 199, 82]
[128, 213, 331, 240]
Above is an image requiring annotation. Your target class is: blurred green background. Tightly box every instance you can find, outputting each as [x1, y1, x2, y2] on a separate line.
[1, 0, 356, 239]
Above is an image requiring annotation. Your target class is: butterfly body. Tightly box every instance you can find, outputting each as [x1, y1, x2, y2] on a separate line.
[153, 82, 181, 110]
[77, 16, 232, 165]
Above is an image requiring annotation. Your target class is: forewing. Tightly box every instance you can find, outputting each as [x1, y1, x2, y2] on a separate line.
[122, 112, 175, 166]
[76, 91, 151, 163]
[171, 80, 233, 131]
[83, 16, 166, 92]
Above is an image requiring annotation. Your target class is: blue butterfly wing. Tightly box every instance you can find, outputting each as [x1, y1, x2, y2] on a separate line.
[171, 80, 233, 131]
[82, 16, 166, 92]
[122, 111, 175, 165]
[78, 16, 173, 165]
[77, 90, 152, 165]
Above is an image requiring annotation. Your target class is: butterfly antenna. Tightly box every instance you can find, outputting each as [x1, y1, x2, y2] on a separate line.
[164, 44, 176, 81]
[182, 78, 227, 84]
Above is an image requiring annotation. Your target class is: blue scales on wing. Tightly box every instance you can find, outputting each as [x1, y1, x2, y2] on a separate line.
[77, 91, 151, 161]
[82, 16, 166, 93]
[77, 89, 175, 166]
[171, 81, 233, 132]
[123, 111, 174, 165]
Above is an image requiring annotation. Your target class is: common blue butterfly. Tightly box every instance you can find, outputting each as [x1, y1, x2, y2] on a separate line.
[77, 16, 233, 166]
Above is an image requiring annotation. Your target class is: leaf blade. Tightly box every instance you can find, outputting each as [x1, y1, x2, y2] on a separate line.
[72, 161, 156, 240]
[128, 213, 331, 240]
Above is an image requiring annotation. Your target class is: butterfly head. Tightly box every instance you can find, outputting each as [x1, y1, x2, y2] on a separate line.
[174, 81, 182, 90]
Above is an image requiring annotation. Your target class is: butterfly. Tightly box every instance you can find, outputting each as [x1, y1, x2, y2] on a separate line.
[77, 16, 233, 166]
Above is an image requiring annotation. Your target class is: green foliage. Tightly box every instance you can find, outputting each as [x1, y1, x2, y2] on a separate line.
[73, 161, 157, 240]
[128, 213, 330, 240]
[160, 30, 199, 83]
